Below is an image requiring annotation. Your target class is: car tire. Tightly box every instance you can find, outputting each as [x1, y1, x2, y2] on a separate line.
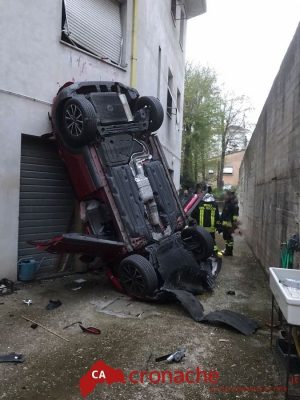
[61, 97, 97, 148]
[119, 254, 158, 298]
[134, 96, 164, 132]
[181, 226, 214, 260]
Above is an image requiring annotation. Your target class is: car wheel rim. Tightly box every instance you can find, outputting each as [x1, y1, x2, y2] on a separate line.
[65, 104, 84, 137]
[120, 264, 146, 296]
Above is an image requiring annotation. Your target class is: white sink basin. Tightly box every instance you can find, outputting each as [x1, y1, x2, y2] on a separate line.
[269, 267, 300, 325]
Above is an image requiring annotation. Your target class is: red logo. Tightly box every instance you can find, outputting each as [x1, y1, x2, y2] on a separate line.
[79, 360, 220, 397]
[80, 360, 125, 397]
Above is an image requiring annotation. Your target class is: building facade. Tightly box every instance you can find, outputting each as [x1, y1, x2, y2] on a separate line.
[0, 0, 206, 279]
[207, 150, 245, 188]
[222, 150, 245, 187]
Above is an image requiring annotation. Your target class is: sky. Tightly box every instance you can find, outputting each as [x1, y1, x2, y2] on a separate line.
[186, 0, 300, 125]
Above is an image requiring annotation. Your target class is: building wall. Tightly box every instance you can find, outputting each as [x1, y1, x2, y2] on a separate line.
[207, 150, 245, 188]
[0, 0, 133, 281]
[0, 0, 195, 279]
[136, 0, 186, 184]
[239, 24, 300, 271]
[223, 151, 245, 186]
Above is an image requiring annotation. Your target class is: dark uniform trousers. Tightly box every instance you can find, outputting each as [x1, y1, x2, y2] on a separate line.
[221, 200, 238, 256]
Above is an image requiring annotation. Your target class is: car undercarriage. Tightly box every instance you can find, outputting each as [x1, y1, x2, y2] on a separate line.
[30, 81, 219, 301]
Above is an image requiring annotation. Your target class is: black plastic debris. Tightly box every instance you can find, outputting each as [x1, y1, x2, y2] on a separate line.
[63, 321, 82, 330]
[159, 288, 204, 322]
[155, 348, 186, 363]
[0, 353, 25, 363]
[201, 310, 260, 336]
[0, 279, 14, 296]
[153, 289, 258, 335]
[46, 300, 62, 310]
[227, 290, 236, 296]
[154, 237, 216, 294]
[167, 263, 215, 295]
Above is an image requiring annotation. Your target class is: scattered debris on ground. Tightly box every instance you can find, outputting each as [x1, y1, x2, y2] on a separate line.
[21, 316, 69, 342]
[46, 300, 62, 310]
[79, 324, 101, 335]
[22, 299, 32, 306]
[63, 321, 82, 330]
[0, 237, 285, 399]
[227, 290, 236, 295]
[0, 279, 14, 296]
[0, 353, 25, 363]
[155, 348, 186, 363]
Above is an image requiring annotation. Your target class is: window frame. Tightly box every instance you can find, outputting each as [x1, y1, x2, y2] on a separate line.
[175, 88, 181, 124]
[179, 7, 186, 50]
[223, 166, 234, 175]
[60, 0, 127, 69]
[157, 46, 162, 99]
[167, 89, 174, 119]
[167, 69, 175, 119]
[176, 88, 181, 112]
[170, 0, 177, 25]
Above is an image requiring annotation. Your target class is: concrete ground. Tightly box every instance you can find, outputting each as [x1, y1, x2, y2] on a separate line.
[0, 235, 290, 400]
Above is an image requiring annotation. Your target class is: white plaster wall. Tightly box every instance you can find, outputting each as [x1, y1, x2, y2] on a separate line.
[0, 0, 187, 279]
[136, 0, 186, 187]
[0, 0, 131, 280]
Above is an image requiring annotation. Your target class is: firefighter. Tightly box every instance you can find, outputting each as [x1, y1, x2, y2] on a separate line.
[191, 192, 221, 252]
[221, 190, 239, 256]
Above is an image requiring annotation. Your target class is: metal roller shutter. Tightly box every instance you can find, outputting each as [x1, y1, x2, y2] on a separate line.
[63, 0, 123, 65]
[18, 135, 74, 275]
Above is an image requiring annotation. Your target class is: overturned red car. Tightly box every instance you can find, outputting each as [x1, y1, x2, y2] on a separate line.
[31, 81, 216, 299]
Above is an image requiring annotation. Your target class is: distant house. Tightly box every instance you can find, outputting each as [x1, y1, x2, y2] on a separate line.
[207, 150, 246, 188]
[222, 150, 245, 187]
[206, 125, 250, 188]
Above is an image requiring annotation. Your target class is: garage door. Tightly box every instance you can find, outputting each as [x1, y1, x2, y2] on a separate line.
[18, 135, 74, 275]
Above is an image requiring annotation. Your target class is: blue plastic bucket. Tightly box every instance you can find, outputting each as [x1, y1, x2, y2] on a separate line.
[18, 258, 40, 282]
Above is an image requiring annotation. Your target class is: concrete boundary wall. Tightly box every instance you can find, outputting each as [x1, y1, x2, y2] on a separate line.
[239, 23, 300, 271]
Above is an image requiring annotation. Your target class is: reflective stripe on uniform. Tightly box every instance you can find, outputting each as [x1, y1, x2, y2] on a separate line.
[222, 221, 232, 227]
[199, 205, 216, 232]
[199, 207, 204, 227]
[204, 226, 215, 233]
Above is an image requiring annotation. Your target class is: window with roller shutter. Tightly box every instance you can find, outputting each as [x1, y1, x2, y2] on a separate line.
[61, 0, 124, 66]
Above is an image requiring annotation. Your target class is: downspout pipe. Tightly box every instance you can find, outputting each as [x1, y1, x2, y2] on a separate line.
[130, 0, 138, 87]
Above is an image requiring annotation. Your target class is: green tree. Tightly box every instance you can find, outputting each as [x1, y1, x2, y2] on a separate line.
[216, 94, 252, 189]
[182, 64, 221, 187]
